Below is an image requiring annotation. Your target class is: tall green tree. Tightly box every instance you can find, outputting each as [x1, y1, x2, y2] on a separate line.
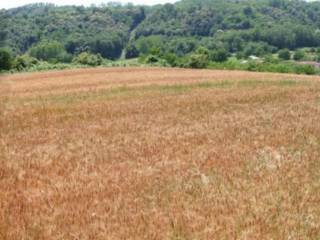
[0, 49, 12, 70]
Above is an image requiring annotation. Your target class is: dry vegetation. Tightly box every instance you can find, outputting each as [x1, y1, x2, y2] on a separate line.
[1, 67, 320, 239]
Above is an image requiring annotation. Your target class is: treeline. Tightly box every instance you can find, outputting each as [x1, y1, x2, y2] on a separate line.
[135, 0, 320, 50]
[1, 0, 320, 73]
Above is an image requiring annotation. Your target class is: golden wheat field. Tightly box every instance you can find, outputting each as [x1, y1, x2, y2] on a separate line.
[1, 67, 320, 239]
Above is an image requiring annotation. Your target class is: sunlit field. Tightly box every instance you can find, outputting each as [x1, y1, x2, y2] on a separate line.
[1, 67, 320, 239]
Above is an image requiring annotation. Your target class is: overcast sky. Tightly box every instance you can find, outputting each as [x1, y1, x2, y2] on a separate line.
[0, 0, 179, 9]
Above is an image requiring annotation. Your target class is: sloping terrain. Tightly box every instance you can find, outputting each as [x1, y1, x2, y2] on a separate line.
[1, 68, 320, 239]
[3, 0, 320, 57]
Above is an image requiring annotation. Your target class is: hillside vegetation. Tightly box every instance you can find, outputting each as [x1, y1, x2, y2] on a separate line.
[1, 0, 320, 73]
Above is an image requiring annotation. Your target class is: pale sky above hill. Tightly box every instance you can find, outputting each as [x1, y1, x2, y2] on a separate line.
[1, 0, 318, 9]
[0, 0, 179, 9]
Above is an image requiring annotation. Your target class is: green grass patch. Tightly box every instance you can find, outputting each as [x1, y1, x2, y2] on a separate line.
[16, 79, 308, 106]
[237, 79, 301, 88]
[155, 80, 232, 94]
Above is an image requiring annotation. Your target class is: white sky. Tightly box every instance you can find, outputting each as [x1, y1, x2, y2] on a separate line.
[0, 0, 179, 9]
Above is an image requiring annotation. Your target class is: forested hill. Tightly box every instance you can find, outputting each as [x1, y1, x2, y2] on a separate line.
[2, 0, 320, 60]
[2, 3, 146, 59]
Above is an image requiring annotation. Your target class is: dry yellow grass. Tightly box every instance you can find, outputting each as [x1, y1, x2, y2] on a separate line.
[1, 67, 320, 239]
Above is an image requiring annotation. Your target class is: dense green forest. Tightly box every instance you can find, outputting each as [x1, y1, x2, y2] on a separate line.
[1, 0, 320, 73]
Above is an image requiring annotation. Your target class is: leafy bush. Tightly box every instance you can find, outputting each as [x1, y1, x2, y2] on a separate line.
[209, 58, 245, 70]
[162, 52, 178, 66]
[261, 62, 292, 73]
[0, 48, 13, 70]
[195, 47, 210, 56]
[278, 49, 291, 60]
[13, 54, 38, 71]
[57, 52, 73, 63]
[236, 52, 245, 60]
[140, 54, 169, 67]
[246, 61, 260, 71]
[294, 64, 316, 75]
[264, 54, 280, 64]
[73, 52, 103, 66]
[145, 55, 160, 64]
[209, 49, 228, 62]
[293, 50, 305, 61]
[186, 54, 209, 69]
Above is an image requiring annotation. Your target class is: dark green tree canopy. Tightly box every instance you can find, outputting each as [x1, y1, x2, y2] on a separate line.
[0, 11, 8, 48]
[278, 49, 291, 60]
[0, 48, 13, 70]
[3, 0, 320, 61]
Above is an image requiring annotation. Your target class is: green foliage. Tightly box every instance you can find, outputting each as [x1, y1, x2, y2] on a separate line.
[195, 47, 210, 56]
[264, 54, 280, 64]
[236, 52, 245, 60]
[162, 52, 178, 66]
[125, 44, 139, 59]
[89, 34, 124, 60]
[140, 54, 169, 67]
[103, 58, 141, 67]
[29, 41, 66, 62]
[149, 47, 161, 56]
[186, 54, 209, 69]
[5, 3, 145, 57]
[209, 49, 228, 62]
[135, 36, 164, 55]
[19, 62, 84, 73]
[0, 11, 8, 48]
[3, 0, 320, 76]
[6, 0, 320, 63]
[57, 52, 73, 63]
[278, 49, 291, 60]
[135, 0, 320, 51]
[293, 50, 305, 61]
[252, 62, 316, 75]
[242, 42, 276, 58]
[0, 48, 13, 70]
[294, 64, 316, 75]
[208, 58, 318, 75]
[13, 55, 38, 71]
[145, 55, 160, 64]
[166, 37, 197, 56]
[72, 52, 103, 66]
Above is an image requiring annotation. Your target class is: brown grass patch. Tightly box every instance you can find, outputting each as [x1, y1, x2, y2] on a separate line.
[1, 67, 320, 239]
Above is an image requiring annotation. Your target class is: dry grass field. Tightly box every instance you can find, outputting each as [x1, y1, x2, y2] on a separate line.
[1, 67, 320, 239]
